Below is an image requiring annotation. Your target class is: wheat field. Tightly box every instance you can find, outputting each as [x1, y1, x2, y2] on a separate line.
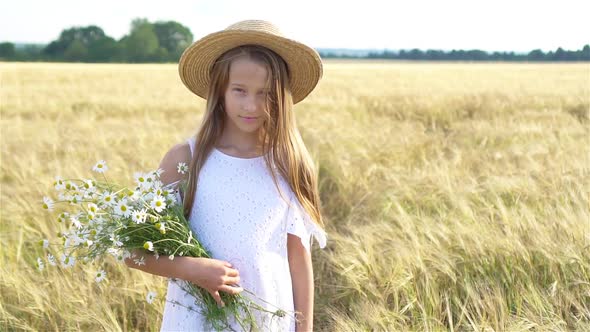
[1, 61, 589, 331]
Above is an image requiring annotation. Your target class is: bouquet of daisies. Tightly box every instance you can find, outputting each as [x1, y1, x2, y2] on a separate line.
[36, 160, 289, 331]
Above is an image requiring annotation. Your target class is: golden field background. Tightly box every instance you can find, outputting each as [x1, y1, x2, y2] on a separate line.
[1, 61, 589, 331]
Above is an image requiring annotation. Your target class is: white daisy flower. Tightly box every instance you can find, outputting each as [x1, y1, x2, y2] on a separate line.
[70, 216, 82, 229]
[36, 257, 45, 271]
[47, 253, 57, 266]
[132, 209, 147, 224]
[153, 168, 164, 177]
[39, 239, 49, 249]
[115, 199, 133, 218]
[54, 176, 66, 191]
[128, 189, 142, 202]
[106, 248, 124, 263]
[110, 234, 123, 247]
[154, 251, 159, 260]
[93, 160, 108, 173]
[177, 162, 188, 174]
[168, 254, 174, 260]
[152, 179, 163, 189]
[82, 179, 95, 190]
[154, 187, 164, 197]
[143, 191, 155, 202]
[100, 191, 116, 207]
[69, 193, 82, 205]
[133, 256, 146, 266]
[114, 253, 124, 263]
[61, 254, 76, 268]
[85, 239, 93, 247]
[155, 222, 166, 234]
[145, 172, 155, 184]
[93, 215, 105, 225]
[187, 231, 193, 244]
[42, 196, 54, 211]
[150, 196, 166, 213]
[95, 269, 107, 283]
[69, 232, 84, 246]
[143, 241, 154, 251]
[87, 202, 98, 213]
[134, 172, 149, 189]
[65, 181, 78, 191]
[146, 291, 157, 304]
[83, 187, 97, 199]
[57, 212, 69, 223]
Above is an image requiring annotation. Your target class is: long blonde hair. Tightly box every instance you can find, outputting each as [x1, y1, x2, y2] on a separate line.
[182, 44, 325, 230]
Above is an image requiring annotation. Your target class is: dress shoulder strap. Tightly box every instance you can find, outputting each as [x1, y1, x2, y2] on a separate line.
[186, 136, 195, 158]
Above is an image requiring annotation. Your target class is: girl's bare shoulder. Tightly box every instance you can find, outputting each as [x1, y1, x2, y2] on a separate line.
[158, 141, 191, 186]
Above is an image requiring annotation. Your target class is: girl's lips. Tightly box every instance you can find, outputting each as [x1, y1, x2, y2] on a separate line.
[240, 116, 258, 122]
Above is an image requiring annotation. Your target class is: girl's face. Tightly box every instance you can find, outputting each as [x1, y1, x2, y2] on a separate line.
[223, 57, 269, 135]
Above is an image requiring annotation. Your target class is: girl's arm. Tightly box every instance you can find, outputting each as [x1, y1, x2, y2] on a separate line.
[125, 251, 242, 306]
[125, 249, 194, 280]
[287, 233, 314, 332]
[124, 141, 243, 307]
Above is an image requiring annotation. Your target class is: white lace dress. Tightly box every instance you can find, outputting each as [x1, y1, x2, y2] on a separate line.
[159, 136, 328, 331]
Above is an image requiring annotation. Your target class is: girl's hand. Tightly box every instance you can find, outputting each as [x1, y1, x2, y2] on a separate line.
[179, 257, 243, 307]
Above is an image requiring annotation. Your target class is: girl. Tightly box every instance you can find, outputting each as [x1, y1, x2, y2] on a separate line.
[125, 20, 328, 331]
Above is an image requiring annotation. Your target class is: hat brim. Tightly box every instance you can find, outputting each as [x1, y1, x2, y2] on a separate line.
[178, 30, 323, 104]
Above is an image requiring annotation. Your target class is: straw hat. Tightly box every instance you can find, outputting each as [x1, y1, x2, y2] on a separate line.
[178, 20, 323, 104]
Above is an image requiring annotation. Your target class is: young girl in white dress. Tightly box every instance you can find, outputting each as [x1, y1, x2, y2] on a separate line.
[125, 19, 328, 331]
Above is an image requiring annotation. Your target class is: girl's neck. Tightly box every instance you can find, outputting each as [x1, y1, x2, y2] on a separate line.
[216, 129, 265, 157]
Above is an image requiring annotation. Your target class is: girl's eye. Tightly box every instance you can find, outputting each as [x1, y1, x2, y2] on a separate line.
[233, 88, 245, 93]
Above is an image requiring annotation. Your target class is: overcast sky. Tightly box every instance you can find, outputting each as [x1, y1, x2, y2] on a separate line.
[1, 0, 588, 52]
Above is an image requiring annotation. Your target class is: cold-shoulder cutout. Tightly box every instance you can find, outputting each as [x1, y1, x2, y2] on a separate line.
[158, 141, 191, 188]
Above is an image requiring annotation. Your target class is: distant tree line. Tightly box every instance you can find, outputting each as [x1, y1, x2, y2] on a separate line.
[0, 18, 193, 63]
[350, 46, 590, 61]
[0, 18, 588, 62]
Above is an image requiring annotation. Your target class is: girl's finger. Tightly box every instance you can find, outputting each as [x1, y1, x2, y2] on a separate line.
[220, 285, 243, 295]
[226, 268, 239, 277]
[224, 276, 240, 285]
[212, 290, 224, 307]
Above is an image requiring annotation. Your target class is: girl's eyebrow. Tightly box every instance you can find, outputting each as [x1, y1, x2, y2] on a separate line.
[230, 83, 269, 91]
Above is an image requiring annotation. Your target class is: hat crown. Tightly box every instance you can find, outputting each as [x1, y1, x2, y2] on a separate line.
[179, 19, 322, 104]
[225, 20, 283, 36]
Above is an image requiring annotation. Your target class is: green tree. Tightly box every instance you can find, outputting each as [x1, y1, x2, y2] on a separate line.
[122, 18, 159, 62]
[0, 42, 15, 58]
[44, 26, 107, 59]
[87, 37, 119, 62]
[153, 21, 193, 60]
[64, 39, 88, 61]
[528, 49, 545, 61]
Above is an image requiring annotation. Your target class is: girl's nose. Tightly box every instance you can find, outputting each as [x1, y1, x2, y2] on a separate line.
[243, 96, 258, 112]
